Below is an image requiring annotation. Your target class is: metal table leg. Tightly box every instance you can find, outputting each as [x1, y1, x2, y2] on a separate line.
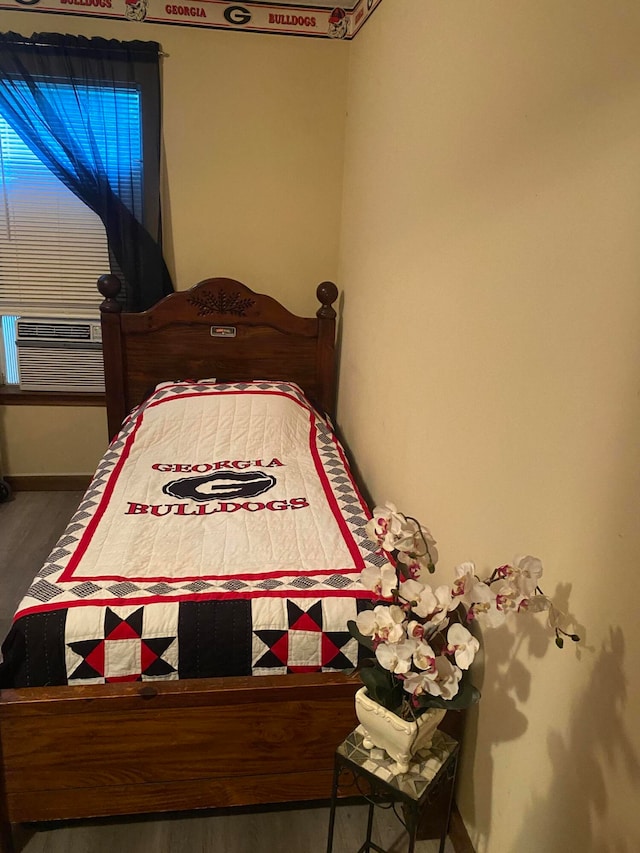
[326, 760, 341, 853]
[438, 752, 459, 853]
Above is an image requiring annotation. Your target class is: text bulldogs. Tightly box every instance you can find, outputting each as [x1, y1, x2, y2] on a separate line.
[125, 498, 309, 516]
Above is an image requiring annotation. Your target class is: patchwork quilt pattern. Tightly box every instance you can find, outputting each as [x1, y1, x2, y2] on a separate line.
[251, 597, 360, 675]
[65, 603, 180, 684]
[0, 382, 380, 688]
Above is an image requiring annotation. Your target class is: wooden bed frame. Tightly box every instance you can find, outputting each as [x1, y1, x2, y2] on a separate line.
[98, 274, 340, 440]
[0, 276, 364, 852]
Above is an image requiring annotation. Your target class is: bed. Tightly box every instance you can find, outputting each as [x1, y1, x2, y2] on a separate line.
[0, 275, 375, 852]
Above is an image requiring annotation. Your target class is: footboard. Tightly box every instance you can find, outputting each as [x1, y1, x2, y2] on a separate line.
[0, 673, 359, 838]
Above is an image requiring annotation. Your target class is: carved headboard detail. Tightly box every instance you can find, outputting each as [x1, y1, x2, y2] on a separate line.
[186, 289, 256, 317]
[98, 275, 339, 440]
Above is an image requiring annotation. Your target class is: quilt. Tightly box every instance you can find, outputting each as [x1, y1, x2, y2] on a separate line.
[0, 381, 385, 688]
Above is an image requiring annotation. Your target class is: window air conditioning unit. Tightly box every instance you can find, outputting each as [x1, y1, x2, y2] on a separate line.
[16, 317, 105, 393]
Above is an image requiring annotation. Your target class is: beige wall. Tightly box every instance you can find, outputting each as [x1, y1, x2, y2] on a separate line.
[5, 6, 640, 849]
[337, 2, 640, 852]
[2, 10, 349, 475]
[0, 405, 107, 475]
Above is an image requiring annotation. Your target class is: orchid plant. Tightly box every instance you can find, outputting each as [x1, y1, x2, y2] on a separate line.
[348, 503, 579, 720]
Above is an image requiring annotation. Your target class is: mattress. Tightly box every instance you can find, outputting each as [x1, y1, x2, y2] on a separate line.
[0, 381, 383, 688]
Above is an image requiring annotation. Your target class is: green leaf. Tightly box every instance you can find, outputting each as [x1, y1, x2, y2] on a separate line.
[414, 672, 481, 712]
[555, 636, 564, 649]
[359, 665, 393, 708]
[347, 619, 375, 651]
[358, 665, 405, 712]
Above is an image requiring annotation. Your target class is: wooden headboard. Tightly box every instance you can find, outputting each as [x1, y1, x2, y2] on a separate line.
[97, 275, 339, 440]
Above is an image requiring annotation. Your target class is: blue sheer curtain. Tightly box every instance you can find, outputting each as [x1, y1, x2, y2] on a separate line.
[0, 31, 173, 311]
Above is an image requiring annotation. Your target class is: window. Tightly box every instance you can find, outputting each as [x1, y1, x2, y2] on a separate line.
[0, 315, 17, 384]
[0, 82, 143, 388]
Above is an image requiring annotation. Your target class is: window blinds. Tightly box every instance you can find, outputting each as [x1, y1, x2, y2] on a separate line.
[0, 82, 142, 318]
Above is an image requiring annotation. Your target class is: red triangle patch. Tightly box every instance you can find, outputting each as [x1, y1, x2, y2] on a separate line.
[107, 674, 141, 683]
[321, 635, 342, 666]
[141, 641, 158, 672]
[289, 612, 322, 632]
[270, 633, 289, 664]
[85, 641, 105, 675]
[106, 620, 141, 641]
[288, 665, 320, 674]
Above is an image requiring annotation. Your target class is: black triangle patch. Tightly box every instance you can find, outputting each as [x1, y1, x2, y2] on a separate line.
[104, 606, 144, 638]
[325, 632, 353, 649]
[67, 639, 104, 679]
[143, 657, 177, 677]
[143, 637, 175, 658]
[68, 638, 102, 657]
[287, 600, 323, 629]
[254, 649, 286, 669]
[323, 650, 355, 670]
[254, 630, 287, 647]
[68, 659, 102, 679]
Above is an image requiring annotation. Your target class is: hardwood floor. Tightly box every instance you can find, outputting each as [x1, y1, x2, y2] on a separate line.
[0, 491, 83, 641]
[14, 807, 455, 853]
[0, 492, 455, 853]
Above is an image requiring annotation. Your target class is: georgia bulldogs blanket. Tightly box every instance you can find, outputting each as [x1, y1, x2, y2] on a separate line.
[0, 382, 383, 688]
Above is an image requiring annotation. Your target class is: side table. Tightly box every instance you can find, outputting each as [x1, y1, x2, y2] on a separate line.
[326, 726, 459, 853]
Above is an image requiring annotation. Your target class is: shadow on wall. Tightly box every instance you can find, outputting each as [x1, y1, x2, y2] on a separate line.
[509, 625, 640, 853]
[461, 613, 639, 853]
[457, 583, 586, 851]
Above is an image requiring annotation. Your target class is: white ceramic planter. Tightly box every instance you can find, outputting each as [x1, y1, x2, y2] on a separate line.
[354, 687, 446, 774]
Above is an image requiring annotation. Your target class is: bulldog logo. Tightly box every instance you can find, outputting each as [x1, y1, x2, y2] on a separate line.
[162, 470, 277, 503]
[125, 0, 148, 22]
[328, 7, 348, 39]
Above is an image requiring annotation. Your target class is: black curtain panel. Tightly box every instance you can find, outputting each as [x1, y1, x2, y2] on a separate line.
[0, 31, 174, 311]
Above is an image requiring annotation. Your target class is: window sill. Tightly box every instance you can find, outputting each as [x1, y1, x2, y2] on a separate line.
[0, 386, 106, 407]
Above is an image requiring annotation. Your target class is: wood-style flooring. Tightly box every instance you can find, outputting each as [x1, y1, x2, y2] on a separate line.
[0, 492, 455, 853]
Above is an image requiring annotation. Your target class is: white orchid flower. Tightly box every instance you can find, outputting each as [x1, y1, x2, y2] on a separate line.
[396, 552, 425, 580]
[512, 555, 544, 598]
[471, 584, 509, 628]
[420, 526, 439, 566]
[366, 504, 439, 570]
[412, 640, 438, 674]
[404, 655, 462, 699]
[355, 604, 406, 644]
[450, 562, 491, 610]
[359, 564, 398, 599]
[392, 515, 421, 553]
[395, 518, 439, 564]
[406, 620, 425, 640]
[399, 579, 437, 619]
[375, 638, 417, 674]
[403, 670, 440, 698]
[433, 656, 462, 700]
[365, 503, 407, 551]
[446, 623, 480, 670]
[429, 585, 453, 627]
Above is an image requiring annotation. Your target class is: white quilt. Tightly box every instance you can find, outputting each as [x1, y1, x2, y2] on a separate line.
[16, 381, 383, 617]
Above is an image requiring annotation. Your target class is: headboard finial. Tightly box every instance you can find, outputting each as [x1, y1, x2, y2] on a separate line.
[98, 274, 123, 314]
[316, 281, 338, 319]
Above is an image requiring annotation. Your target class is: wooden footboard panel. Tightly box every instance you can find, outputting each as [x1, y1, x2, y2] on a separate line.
[0, 672, 359, 824]
[7, 771, 338, 824]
